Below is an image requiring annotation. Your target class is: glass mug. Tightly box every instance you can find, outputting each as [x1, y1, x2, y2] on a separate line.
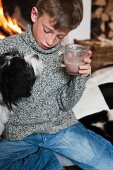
[58, 44, 89, 75]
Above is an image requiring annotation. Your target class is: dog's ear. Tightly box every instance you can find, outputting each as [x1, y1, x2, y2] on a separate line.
[10, 50, 24, 59]
[0, 50, 24, 69]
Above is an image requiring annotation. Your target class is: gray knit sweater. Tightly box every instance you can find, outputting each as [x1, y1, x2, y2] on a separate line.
[0, 26, 88, 140]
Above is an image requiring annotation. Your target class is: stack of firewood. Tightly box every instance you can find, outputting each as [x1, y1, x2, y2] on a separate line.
[91, 0, 113, 40]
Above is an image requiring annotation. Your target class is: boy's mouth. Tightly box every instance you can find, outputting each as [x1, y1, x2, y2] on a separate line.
[41, 44, 51, 50]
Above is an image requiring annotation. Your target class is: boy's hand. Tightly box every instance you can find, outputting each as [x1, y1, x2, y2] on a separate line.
[78, 50, 92, 76]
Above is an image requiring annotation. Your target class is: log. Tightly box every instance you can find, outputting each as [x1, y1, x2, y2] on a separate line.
[91, 0, 113, 40]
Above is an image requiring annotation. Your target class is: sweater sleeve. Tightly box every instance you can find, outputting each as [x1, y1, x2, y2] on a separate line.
[57, 75, 89, 111]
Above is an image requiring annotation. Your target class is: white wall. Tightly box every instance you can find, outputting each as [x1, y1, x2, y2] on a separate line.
[62, 0, 92, 45]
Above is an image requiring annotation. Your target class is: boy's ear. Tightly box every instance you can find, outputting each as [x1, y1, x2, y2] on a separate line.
[31, 7, 38, 23]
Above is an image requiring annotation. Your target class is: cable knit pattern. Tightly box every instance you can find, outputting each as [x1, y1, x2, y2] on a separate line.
[0, 25, 88, 140]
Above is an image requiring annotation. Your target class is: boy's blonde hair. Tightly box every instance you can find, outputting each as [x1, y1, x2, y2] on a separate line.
[36, 0, 83, 32]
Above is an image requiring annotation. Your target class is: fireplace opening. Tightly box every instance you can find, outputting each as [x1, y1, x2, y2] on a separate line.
[0, 0, 37, 39]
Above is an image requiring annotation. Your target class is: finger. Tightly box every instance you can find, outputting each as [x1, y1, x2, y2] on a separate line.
[87, 50, 92, 58]
[84, 58, 91, 64]
[79, 63, 91, 70]
[79, 65, 91, 76]
[79, 69, 91, 76]
[79, 67, 91, 73]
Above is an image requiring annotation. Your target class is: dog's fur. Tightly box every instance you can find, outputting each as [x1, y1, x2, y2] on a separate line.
[0, 50, 43, 135]
[79, 82, 113, 145]
[80, 110, 113, 144]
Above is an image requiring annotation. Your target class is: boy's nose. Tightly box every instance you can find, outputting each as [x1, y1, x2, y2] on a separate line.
[46, 35, 56, 47]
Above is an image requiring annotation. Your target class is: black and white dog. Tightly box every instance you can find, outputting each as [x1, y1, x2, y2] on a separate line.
[80, 82, 113, 145]
[80, 110, 113, 145]
[0, 50, 43, 135]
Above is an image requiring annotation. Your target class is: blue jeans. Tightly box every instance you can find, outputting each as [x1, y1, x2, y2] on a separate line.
[0, 122, 113, 170]
[41, 122, 113, 169]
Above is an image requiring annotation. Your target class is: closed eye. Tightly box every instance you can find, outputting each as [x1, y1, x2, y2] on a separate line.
[43, 25, 67, 39]
[57, 35, 65, 39]
[43, 27, 51, 33]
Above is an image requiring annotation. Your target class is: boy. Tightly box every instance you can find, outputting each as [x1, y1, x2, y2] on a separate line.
[0, 0, 113, 170]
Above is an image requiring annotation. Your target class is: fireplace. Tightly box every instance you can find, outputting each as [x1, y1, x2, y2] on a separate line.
[0, 0, 24, 39]
[0, 0, 37, 39]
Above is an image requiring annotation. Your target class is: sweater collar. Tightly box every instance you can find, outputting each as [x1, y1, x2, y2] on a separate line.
[21, 25, 61, 55]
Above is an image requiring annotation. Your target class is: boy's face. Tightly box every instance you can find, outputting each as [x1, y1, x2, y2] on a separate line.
[31, 7, 68, 50]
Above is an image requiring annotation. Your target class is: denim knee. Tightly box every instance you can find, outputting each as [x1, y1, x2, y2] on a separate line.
[42, 122, 113, 168]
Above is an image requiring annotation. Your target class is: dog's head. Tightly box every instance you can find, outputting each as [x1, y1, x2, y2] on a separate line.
[0, 50, 43, 110]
